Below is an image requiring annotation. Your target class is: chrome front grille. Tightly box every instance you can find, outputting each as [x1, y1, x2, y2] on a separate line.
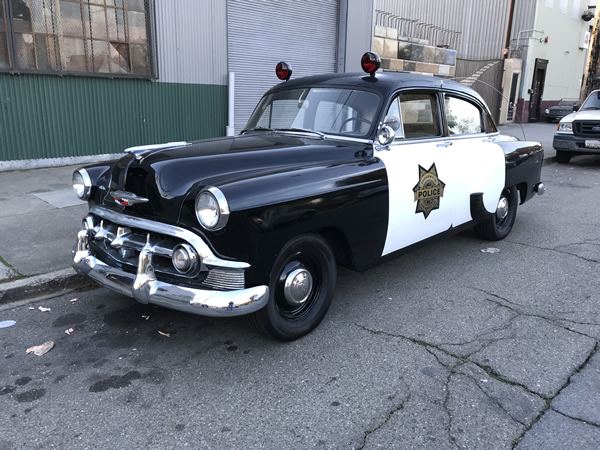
[203, 269, 246, 290]
[574, 121, 600, 138]
[87, 214, 245, 291]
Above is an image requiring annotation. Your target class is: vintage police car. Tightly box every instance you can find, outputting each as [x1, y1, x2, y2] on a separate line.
[72, 53, 545, 341]
[553, 89, 600, 163]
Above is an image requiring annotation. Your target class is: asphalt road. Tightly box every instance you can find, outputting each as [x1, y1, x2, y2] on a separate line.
[1, 157, 599, 449]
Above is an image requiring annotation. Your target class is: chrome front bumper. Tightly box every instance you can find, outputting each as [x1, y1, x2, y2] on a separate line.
[73, 228, 269, 317]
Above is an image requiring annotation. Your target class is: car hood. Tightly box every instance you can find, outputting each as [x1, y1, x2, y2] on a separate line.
[564, 110, 600, 121]
[103, 132, 369, 222]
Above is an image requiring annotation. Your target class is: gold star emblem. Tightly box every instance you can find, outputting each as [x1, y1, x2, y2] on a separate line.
[413, 163, 445, 219]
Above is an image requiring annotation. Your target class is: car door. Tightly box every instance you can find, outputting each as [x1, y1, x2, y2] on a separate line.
[376, 90, 505, 256]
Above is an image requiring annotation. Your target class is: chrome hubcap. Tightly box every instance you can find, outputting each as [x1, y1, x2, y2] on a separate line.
[283, 268, 313, 306]
[496, 197, 509, 220]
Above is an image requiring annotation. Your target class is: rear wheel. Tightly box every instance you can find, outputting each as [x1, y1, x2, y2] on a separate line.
[249, 234, 336, 341]
[474, 187, 518, 241]
[555, 150, 572, 164]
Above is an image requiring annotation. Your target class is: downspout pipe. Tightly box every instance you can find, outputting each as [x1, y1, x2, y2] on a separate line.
[226, 72, 235, 136]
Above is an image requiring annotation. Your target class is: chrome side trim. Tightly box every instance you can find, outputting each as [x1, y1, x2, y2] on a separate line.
[323, 134, 372, 144]
[89, 206, 249, 270]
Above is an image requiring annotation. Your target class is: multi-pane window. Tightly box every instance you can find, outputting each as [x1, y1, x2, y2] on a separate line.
[0, 0, 152, 77]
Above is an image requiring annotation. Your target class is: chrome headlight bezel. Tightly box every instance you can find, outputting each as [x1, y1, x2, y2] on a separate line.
[72, 168, 92, 200]
[195, 186, 230, 231]
[558, 121, 573, 133]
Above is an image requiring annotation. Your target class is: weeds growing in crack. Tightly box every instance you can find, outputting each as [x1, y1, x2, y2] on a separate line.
[472, 288, 600, 340]
[442, 369, 460, 448]
[510, 239, 600, 264]
[356, 323, 547, 398]
[551, 408, 600, 429]
[356, 393, 411, 450]
[511, 342, 599, 447]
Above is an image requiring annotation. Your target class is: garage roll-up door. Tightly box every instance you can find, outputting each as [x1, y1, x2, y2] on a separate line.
[228, 0, 339, 133]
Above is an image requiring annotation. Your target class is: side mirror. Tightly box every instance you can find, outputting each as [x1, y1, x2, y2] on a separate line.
[376, 125, 396, 147]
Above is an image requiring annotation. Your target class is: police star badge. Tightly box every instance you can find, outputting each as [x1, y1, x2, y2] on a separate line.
[413, 163, 445, 219]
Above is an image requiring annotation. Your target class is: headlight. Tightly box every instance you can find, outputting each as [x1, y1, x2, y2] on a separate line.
[544, 108, 550, 115]
[558, 121, 573, 132]
[72, 169, 92, 200]
[195, 187, 230, 231]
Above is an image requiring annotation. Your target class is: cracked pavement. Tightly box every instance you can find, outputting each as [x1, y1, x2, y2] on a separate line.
[1, 158, 599, 448]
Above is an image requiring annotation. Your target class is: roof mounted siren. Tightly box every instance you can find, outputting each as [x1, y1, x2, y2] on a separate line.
[361, 52, 380, 78]
[276, 62, 293, 81]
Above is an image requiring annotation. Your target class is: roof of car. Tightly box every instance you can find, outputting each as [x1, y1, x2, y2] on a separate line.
[266, 71, 483, 102]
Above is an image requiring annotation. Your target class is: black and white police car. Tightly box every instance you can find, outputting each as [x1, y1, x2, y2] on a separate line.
[72, 53, 545, 340]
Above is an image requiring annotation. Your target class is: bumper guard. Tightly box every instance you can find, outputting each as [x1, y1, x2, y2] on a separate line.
[73, 230, 269, 317]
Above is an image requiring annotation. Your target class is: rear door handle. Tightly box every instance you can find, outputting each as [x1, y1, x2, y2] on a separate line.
[436, 141, 453, 148]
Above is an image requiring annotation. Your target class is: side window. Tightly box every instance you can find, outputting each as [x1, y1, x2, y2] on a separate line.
[384, 93, 441, 140]
[445, 95, 483, 135]
[383, 97, 403, 136]
[400, 93, 441, 139]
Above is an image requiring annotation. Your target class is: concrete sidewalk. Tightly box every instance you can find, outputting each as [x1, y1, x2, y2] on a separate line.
[0, 122, 559, 303]
[0, 165, 92, 302]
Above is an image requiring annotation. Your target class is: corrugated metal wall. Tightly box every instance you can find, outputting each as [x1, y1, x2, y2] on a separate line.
[228, 0, 339, 133]
[154, 0, 228, 85]
[345, 0, 376, 72]
[1, 0, 230, 161]
[375, 0, 511, 60]
[0, 74, 226, 160]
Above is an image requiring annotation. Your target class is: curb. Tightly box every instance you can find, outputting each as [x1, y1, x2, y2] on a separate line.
[0, 268, 96, 306]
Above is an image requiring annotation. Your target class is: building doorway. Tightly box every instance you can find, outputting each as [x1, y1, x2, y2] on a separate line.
[528, 58, 548, 122]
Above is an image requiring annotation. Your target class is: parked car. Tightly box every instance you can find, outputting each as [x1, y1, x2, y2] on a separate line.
[72, 53, 545, 341]
[553, 89, 600, 163]
[544, 98, 579, 122]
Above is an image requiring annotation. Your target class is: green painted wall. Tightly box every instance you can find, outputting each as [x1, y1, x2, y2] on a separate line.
[0, 74, 227, 161]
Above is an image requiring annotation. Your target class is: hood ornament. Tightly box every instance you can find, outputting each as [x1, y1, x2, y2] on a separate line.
[110, 190, 149, 207]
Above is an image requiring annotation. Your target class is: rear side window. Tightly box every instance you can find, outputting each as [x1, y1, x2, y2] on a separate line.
[385, 92, 441, 139]
[445, 95, 483, 135]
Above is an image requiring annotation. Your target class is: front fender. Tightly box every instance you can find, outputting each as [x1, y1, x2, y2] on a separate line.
[178, 158, 389, 284]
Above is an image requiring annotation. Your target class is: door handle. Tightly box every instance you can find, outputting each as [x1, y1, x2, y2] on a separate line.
[436, 141, 453, 148]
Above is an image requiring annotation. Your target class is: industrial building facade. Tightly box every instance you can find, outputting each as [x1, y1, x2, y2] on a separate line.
[0, 0, 597, 164]
[0, 0, 372, 164]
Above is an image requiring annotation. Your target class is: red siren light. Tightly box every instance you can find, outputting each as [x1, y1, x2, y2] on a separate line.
[361, 52, 381, 75]
[276, 62, 293, 81]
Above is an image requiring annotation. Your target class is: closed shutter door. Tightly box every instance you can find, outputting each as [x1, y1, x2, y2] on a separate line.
[228, 0, 338, 133]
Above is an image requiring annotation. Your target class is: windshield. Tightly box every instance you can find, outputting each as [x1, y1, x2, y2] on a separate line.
[557, 99, 577, 106]
[244, 87, 381, 138]
[580, 92, 600, 110]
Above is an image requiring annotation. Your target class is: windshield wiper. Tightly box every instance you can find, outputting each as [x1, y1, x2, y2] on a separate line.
[240, 126, 274, 134]
[581, 107, 600, 110]
[273, 127, 325, 138]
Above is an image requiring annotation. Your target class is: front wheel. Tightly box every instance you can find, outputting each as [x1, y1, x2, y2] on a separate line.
[249, 234, 336, 341]
[555, 150, 572, 164]
[474, 187, 518, 241]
